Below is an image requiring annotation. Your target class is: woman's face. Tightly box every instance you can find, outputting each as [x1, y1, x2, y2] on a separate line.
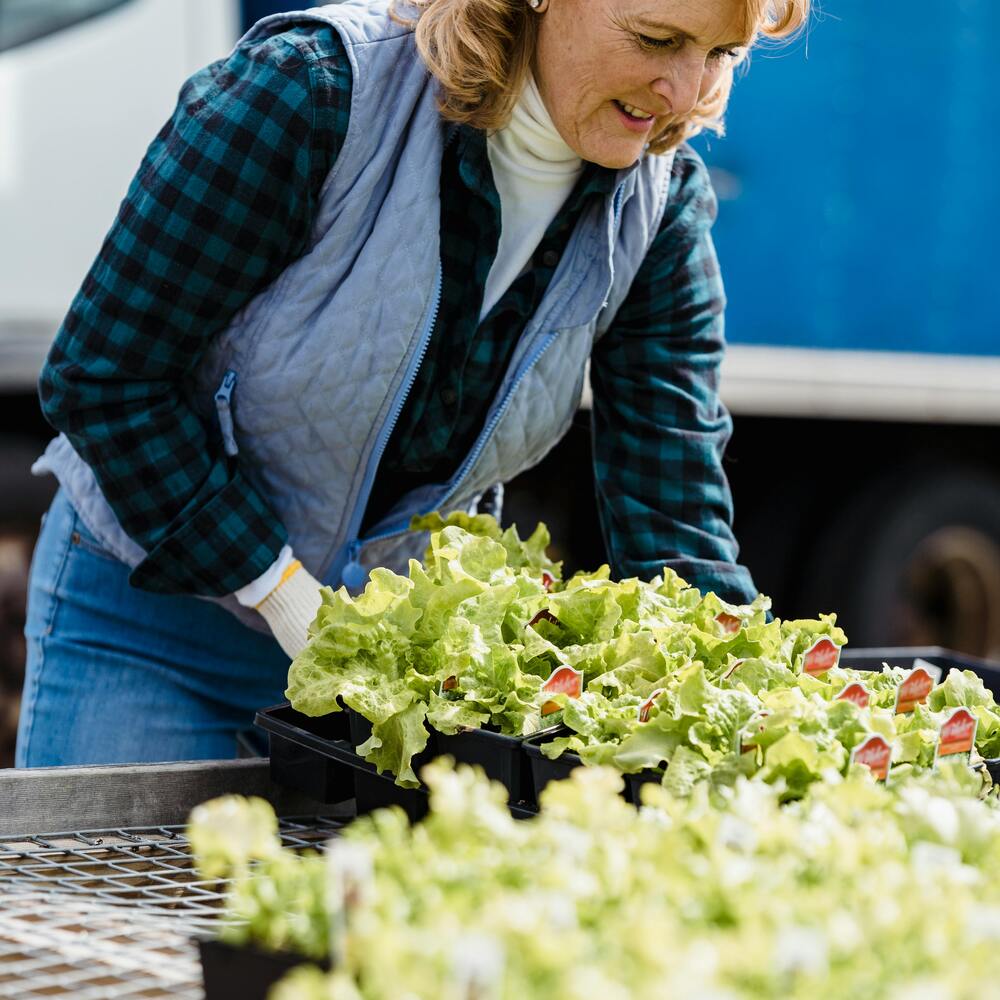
[533, 0, 749, 168]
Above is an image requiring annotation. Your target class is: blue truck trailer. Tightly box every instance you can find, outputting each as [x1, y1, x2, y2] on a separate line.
[693, 0, 1000, 656]
[1, 0, 997, 663]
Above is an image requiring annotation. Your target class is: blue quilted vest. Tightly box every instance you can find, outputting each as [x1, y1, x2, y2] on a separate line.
[36, 0, 676, 631]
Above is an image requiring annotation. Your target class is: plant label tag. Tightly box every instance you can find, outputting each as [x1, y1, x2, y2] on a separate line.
[912, 658, 943, 683]
[527, 608, 561, 629]
[439, 675, 459, 696]
[851, 735, 892, 782]
[637, 689, 665, 723]
[716, 612, 741, 635]
[803, 637, 840, 675]
[722, 658, 746, 681]
[938, 707, 978, 760]
[541, 666, 583, 716]
[836, 682, 870, 709]
[895, 664, 940, 714]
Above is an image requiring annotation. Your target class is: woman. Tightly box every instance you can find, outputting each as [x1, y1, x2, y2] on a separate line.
[17, 0, 807, 766]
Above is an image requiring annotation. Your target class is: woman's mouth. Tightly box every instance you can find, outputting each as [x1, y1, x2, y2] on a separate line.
[612, 99, 655, 133]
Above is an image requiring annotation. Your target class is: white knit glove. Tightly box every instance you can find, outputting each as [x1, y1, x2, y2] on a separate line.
[254, 560, 324, 659]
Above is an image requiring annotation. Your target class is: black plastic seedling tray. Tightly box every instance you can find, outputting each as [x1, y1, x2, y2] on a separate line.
[841, 647, 1000, 699]
[524, 727, 664, 806]
[353, 768, 430, 823]
[256, 703, 355, 804]
[200, 937, 330, 1000]
[259, 648, 1000, 821]
[348, 708, 374, 748]
[523, 728, 582, 800]
[351, 707, 545, 805]
[623, 768, 664, 805]
[842, 647, 1000, 780]
[435, 725, 561, 808]
[257, 704, 431, 822]
[346, 708, 440, 818]
[258, 704, 542, 820]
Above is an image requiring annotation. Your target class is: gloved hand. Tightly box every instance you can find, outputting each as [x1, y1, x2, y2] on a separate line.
[254, 560, 324, 659]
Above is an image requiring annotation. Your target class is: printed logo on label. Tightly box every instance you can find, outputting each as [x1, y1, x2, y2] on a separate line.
[895, 665, 939, 714]
[938, 707, 978, 759]
[637, 689, 665, 723]
[716, 612, 741, 635]
[851, 735, 892, 781]
[541, 666, 583, 716]
[836, 682, 870, 709]
[803, 637, 840, 676]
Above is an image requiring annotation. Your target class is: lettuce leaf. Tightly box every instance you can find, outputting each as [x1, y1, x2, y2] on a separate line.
[286, 512, 1000, 795]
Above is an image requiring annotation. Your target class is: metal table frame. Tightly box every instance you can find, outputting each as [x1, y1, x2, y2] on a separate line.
[0, 759, 348, 998]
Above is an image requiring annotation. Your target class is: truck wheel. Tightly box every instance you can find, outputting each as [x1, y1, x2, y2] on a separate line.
[799, 466, 1000, 660]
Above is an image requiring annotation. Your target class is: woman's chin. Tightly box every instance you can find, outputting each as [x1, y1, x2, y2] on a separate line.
[580, 138, 647, 170]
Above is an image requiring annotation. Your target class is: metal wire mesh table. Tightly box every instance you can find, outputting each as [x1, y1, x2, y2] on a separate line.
[0, 760, 347, 998]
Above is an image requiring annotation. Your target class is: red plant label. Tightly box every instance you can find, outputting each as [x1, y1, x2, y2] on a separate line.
[541, 571, 555, 592]
[637, 689, 665, 723]
[722, 659, 746, 680]
[851, 735, 892, 781]
[895, 667, 937, 714]
[803, 637, 840, 675]
[836, 682, 870, 709]
[528, 608, 561, 629]
[716, 612, 741, 635]
[938, 708, 978, 758]
[541, 666, 583, 716]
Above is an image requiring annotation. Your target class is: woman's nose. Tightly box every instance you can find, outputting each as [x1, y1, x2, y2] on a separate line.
[651, 54, 707, 119]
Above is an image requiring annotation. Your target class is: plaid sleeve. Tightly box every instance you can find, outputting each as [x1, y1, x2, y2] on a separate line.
[38, 25, 350, 596]
[590, 145, 758, 605]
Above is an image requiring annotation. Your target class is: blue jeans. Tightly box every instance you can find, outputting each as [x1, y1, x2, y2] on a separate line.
[16, 489, 290, 766]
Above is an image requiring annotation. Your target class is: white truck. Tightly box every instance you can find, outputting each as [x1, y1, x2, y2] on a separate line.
[0, 0, 246, 759]
[1, 0, 998, 669]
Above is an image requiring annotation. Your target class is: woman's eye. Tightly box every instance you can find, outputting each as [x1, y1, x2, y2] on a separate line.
[709, 47, 740, 61]
[636, 33, 680, 51]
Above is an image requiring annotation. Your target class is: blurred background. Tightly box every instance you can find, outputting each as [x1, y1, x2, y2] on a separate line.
[1, 0, 998, 766]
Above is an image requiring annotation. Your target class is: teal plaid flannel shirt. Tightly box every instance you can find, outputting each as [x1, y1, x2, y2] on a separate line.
[38, 22, 756, 605]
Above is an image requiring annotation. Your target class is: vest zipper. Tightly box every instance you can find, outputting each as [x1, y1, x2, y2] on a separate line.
[341, 180, 626, 585]
[345, 329, 560, 573]
[409, 181, 626, 528]
[600, 183, 627, 310]
[434, 330, 559, 512]
[340, 263, 443, 589]
[214, 369, 239, 457]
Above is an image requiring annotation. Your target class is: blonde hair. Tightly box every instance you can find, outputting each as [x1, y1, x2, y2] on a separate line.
[390, 0, 810, 154]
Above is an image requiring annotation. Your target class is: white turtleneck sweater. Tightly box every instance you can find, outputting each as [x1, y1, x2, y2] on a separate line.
[481, 73, 583, 319]
[236, 75, 581, 621]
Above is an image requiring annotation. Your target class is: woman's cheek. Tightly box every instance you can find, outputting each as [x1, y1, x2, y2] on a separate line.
[702, 62, 725, 98]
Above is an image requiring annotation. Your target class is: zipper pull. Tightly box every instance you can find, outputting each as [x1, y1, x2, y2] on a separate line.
[342, 541, 367, 590]
[214, 370, 239, 457]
